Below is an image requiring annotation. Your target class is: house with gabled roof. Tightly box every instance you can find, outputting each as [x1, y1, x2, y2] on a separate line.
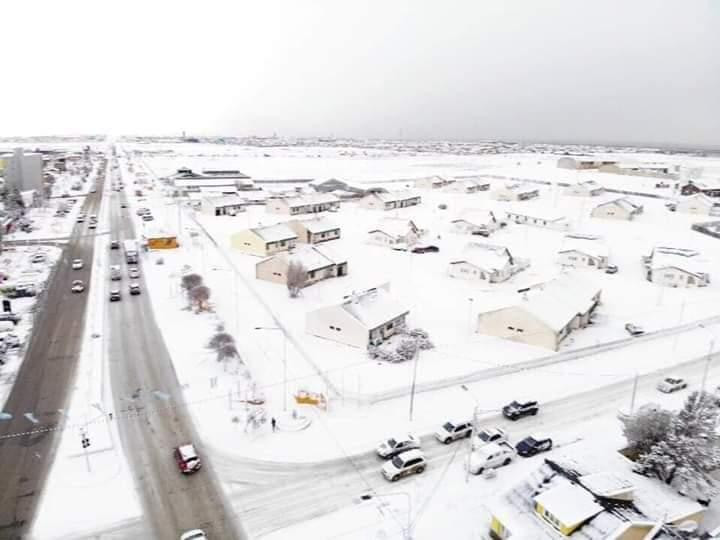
[591, 198, 643, 220]
[266, 193, 340, 215]
[444, 177, 490, 193]
[306, 284, 409, 348]
[563, 179, 605, 197]
[256, 244, 347, 287]
[358, 190, 422, 211]
[287, 217, 340, 244]
[680, 179, 720, 198]
[448, 243, 529, 283]
[413, 175, 453, 189]
[643, 246, 710, 287]
[505, 207, 569, 230]
[492, 183, 539, 202]
[476, 274, 601, 350]
[450, 209, 502, 236]
[675, 193, 720, 215]
[230, 223, 297, 257]
[200, 195, 248, 216]
[558, 234, 609, 269]
[367, 218, 424, 248]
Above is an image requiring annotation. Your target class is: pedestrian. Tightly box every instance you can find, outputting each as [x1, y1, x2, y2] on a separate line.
[271, 417, 277, 432]
[108, 412, 113, 421]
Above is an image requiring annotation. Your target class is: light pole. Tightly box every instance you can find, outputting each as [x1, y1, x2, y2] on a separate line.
[255, 326, 288, 411]
[698, 324, 718, 393]
[360, 491, 412, 539]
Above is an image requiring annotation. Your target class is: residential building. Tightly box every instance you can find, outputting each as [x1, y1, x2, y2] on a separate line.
[1, 149, 43, 192]
[256, 244, 347, 287]
[680, 179, 720, 198]
[448, 243, 530, 283]
[477, 275, 601, 350]
[306, 284, 409, 348]
[590, 198, 644, 220]
[367, 218, 424, 248]
[266, 193, 340, 215]
[562, 180, 604, 197]
[492, 183, 539, 202]
[450, 209, 501, 235]
[413, 175, 453, 189]
[644, 246, 710, 287]
[287, 217, 340, 244]
[557, 156, 618, 170]
[599, 161, 677, 179]
[358, 190, 422, 211]
[166, 167, 254, 194]
[199, 195, 248, 216]
[230, 224, 298, 257]
[557, 235, 609, 269]
[488, 454, 704, 539]
[443, 178, 490, 193]
[311, 178, 365, 197]
[676, 193, 720, 215]
[505, 208, 569, 230]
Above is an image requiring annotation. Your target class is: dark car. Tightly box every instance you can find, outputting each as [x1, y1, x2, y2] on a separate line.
[110, 240, 120, 249]
[515, 435, 553, 457]
[605, 264, 619, 274]
[502, 400, 539, 421]
[471, 230, 490, 237]
[0, 313, 21, 324]
[411, 245, 440, 254]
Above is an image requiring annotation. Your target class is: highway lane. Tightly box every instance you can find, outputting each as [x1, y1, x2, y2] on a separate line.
[0, 159, 107, 540]
[105, 177, 243, 539]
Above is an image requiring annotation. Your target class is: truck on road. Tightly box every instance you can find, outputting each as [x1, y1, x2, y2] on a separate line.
[123, 239, 139, 264]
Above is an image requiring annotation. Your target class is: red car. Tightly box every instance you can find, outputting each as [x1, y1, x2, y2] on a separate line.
[174, 443, 202, 474]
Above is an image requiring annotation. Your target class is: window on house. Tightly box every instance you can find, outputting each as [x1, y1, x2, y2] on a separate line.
[309, 271, 315, 278]
[386, 322, 394, 330]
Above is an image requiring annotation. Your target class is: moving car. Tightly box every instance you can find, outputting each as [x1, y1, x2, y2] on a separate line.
[76, 215, 85, 223]
[120, 203, 128, 208]
[71, 280, 85, 293]
[515, 435, 553, 457]
[31, 253, 46, 263]
[110, 240, 120, 249]
[625, 323, 645, 336]
[128, 267, 140, 279]
[502, 400, 539, 421]
[605, 264, 619, 274]
[72, 259, 84, 270]
[136, 208, 148, 216]
[110, 265, 122, 280]
[435, 420, 472, 444]
[175, 443, 202, 474]
[129, 283, 141, 295]
[472, 427, 508, 450]
[88, 222, 97, 230]
[376, 434, 421, 459]
[180, 530, 207, 540]
[381, 449, 426, 482]
[468, 441, 515, 475]
[142, 214, 154, 221]
[109, 289, 121, 301]
[657, 376, 687, 394]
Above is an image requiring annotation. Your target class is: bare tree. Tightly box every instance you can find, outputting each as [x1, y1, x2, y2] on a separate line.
[189, 285, 210, 312]
[208, 332, 234, 350]
[181, 273, 203, 292]
[286, 261, 308, 298]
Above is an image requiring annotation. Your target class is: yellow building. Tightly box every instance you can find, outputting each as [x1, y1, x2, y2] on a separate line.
[147, 235, 178, 249]
[230, 223, 297, 257]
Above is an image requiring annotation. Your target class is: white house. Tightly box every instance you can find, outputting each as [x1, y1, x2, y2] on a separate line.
[563, 179, 604, 197]
[255, 244, 348, 287]
[476, 274, 602, 350]
[557, 234, 609, 269]
[505, 207, 569, 230]
[450, 209, 502, 236]
[492, 183, 539, 202]
[230, 224, 298, 257]
[448, 243, 530, 283]
[557, 156, 618, 170]
[287, 217, 341, 244]
[590, 197, 644, 220]
[266, 193, 340, 215]
[413, 176, 453, 189]
[444, 178, 490, 194]
[359, 191, 422, 211]
[367, 218, 424, 248]
[675, 193, 720, 215]
[199, 195, 248, 216]
[306, 285, 409, 348]
[644, 246, 710, 287]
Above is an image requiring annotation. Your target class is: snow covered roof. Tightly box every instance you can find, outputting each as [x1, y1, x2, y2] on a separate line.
[341, 287, 408, 330]
[452, 209, 497, 226]
[280, 193, 339, 207]
[370, 190, 421, 203]
[201, 195, 247, 208]
[649, 246, 708, 276]
[174, 178, 238, 188]
[292, 216, 339, 233]
[679, 193, 718, 207]
[270, 244, 345, 270]
[368, 217, 418, 238]
[252, 223, 297, 242]
[505, 205, 566, 222]
[559, 235, 609, 258]
[495, 182, 538, 193]
[533, 483, 603, 526]
[450, 243, 512, 273]
[414, 175, 450, 185]
[579, 472, 634, 498]
[594, 197, 643, 213]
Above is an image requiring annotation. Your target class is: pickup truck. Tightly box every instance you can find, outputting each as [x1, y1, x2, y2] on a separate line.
[468, 441, 516, 475]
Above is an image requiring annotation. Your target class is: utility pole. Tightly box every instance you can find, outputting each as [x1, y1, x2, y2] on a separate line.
[701, 340, 715, 393]
[408, 349, 421, 422]
[629, 373, 639, 414]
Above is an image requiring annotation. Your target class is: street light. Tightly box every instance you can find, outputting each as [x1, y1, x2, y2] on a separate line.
[255, 326, 288, 411]
[360, 491, 412, 539]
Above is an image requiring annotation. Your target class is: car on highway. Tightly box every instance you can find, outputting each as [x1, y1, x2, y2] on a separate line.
[657, 376, 688, 393]
[175, 443, 202, 474]
[120, 202, 128, 208]
[76, 215, 85, 223]
[128, 267, 140, 279]
[142, 214, 154, 221]
[625, 323, 645, 336]
[136, 208, 149, 216]
[502, 400, 539, 421]
[472, 427, 508, 450]
[381, 449, 426, 482]
[109, 289, 121, 301]
[468, 441, 515, 475]
[31, 253, 46, 263]
[515, 435, 553, 457]
[129, 283, 141, 295]
[435, 420, 472, 444]
[180, 530, 207, 540]
[88, 222, 97, 230]
[110, 240, 120, 249]
[376, 434, 421, 459]
[72, 259, 84, 270]
[110, 265, 122, 280]
[605, 264, 619, 274]
[71, 280, 85, 293]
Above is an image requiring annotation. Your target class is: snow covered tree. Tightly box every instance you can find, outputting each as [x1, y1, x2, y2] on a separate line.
[189, 285, 211, 312]
[620, 404, 673, 456]
[208, 332, 234, 351]
[181, 273, 203, 292]
[286, 261, 308, 298]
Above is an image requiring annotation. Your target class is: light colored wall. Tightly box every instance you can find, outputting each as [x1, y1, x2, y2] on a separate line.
[676, 200, 711, 215]
[448, 261, 505, 282]
[231, 230, 267, 256]
[367, 230, 397, 246]
[359, 194, 382, 210]
[306, 306, 368, 348]
[477, 306, 559, 350]
[266, 199, 291, 214]
[558, 250, 607, 269]
[266, 237, 296, 256]
[256, 257, 338, 286]
[310, 229, 340, 243]
[650, 267, 709, 287]
[591, 204, 631, 220]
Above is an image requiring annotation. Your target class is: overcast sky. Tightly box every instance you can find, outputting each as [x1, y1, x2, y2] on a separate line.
[2, 1, 718, 147]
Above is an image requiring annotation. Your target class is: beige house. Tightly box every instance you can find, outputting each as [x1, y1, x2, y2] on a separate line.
[599, 161, 677, 179]
[492, 183, 539, 202]
[477, 275, 601, 350]
[306, 285, 409, 348]
[450, 209, 501, 235]
[266, 193, 340, 215]
[199, 195, 248, 216]
[505, 208, 569, 230]
[591, 198, 644, 220]
[563, 179, 604, 197]
[557, 156, 618, 170]
[448, 243, 529, 283]
[255, 245, 347, 287]
[675, 193, 719, 215]
[413, 175, 453, 189]
[644, 246, 710, 287]
[557, 234, 609, 269]
[367, 218, 424, 248]
[288, 217, 341, 244]
[359, 190, 422, 211]
[444, 178, 490, 193]
[230, 224, 297, 257]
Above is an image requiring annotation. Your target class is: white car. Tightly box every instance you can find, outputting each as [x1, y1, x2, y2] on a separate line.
[128, 267, 140, 279]
[381, 449, 426, 482]
[71, 280, 85, 293]
[376, 434, 420, 459]
[435, 420, 473, 444]
[31, 253, 46, 263]
[472, 427, 508, 450]
[657, 377, 688, 393]
[180, 530, 207, 540]
[72, 259, 84, 270]
[468, 441, 516, 475]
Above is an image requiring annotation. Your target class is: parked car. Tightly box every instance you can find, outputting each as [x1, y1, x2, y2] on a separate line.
[88, 222, 97, 230]
[142, 214, 154, 221]
[434, 420, 472, 444]
[71, 280, 85, 293]
[175, 443, 201, 474]
[72, 259, 84, 270]
[31, 253, 46, 264]
[657, 376, 687, 393]
[625, 323, 645, 336]
[515, 435, 553, 457]
[110, 240, 120, 250]
[472, 427, 508, 450]
[128, 267, 140, 279]
[180, 530, 207, 540]
[412, 245, 440, 254]
[120, 203, 128, 209]
[376, 434, 421, 459]
[605, 264, 619, 274]
[110, 265, 122, 280]
[76, 216, 85, 223]
[136, 208, 148, 216]
[468, 441, 515, 475]
[381, 449, 426, 482]
[502, 400, 539, 421]
[129, 283, 141, 295]
[109, 289, 121, 301]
